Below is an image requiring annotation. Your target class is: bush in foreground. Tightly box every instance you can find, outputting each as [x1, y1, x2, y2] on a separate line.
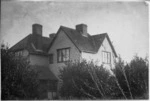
[59, 61, 121, 99]
[114, 56, 148, 99]
[59, 56, 148, 99]
[1, 45, 40, 100]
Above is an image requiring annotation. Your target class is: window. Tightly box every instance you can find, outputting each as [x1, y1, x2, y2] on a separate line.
[102, 51, 111, 64]
[57, 48, 70, 63]
[49, 54, 53, 64]
[15, 51, 23, 56]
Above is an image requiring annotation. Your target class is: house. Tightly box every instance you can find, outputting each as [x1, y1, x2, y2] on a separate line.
[10, 23, 117, 99]
[48, 24, 117, 77]
[10, 24, 58, 99]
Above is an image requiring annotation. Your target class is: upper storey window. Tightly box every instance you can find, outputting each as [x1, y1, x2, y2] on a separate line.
[15, 51, 23, 56]
[102, 51, 111, 64]
[57, 48, 70, 63]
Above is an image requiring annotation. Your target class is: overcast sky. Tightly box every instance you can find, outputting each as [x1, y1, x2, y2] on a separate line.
[1, 1, 148, 62]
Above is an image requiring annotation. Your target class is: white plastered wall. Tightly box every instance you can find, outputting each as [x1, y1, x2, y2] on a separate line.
[81, 37, 116, 70]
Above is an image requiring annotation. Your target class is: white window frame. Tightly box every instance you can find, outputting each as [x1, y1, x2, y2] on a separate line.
[102, 51, 111, 64]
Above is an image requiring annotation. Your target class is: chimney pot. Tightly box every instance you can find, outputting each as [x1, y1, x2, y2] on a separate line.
[32, 24, 43, 50]
[49, 33, 55, 39]
[76, 24, 88, 37]
[32, 24, 42, 36]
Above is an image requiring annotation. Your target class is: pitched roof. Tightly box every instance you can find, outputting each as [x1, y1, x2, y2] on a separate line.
[10, 34, 30, 51]
[49, 26, 117, 57]
[10, 34, 53, 55]
[10, 24, 117, 57]
[61, 26, 96, 53]
[92, 33, 117, 57]
[92, 33, 106, 52]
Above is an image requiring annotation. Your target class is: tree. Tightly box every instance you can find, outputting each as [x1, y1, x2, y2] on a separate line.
[113, 55, 148, 99]
[125, 55, 148, 99]
[59, 55, 148, 99]
[59, 60, 121, 99]
[1, 44, 40, 100]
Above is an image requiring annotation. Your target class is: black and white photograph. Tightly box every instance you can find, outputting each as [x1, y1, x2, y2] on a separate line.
[1, 0, 149, 100]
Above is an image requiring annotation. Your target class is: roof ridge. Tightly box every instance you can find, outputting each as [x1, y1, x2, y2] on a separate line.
[60, 26, 81, 52]
[60, 25, 76, 31]
[42, 36, 50, 39]
[92, 33, 107, 37]
[61, 26, 92, 37]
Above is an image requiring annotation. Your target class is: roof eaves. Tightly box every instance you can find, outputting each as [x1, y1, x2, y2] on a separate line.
[91, 33, 117, 57]
[81, 50, 97, 54]
[105, 34, 117, 57]
[91, 33, 106, 52]
[47, 27, 61, 51]
[29, 52, 48, 56]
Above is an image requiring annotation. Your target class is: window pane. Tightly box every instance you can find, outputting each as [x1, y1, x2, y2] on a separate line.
[58, 50, 61, 62]
[102, 52, 105, 62]
[57, 48, 70, 62]
[102, 51, 111, 64]
[66, 49, 69, 61]
[59, 50, 61, 62]
[102, 52, 104, 62]
[106, 52, 108, 63]
[62, 49, 66, 61]
[104, 52, 107, 63]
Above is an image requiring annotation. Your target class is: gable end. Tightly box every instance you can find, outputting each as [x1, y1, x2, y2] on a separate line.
[48, 26, 81, 53]
[105, 34, 117, 57]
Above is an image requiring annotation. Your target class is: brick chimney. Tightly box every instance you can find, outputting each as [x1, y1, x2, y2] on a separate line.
[76, 24, 88, 37]
[49, 33, 55, 39]
[32, 24, 42, 36]
[32, 24, 43, 50]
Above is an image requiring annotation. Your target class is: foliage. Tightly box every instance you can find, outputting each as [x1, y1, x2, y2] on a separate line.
[1, 44, 40, 100]
[113, 55, 148, 99]
[59, 55, 148, 99]
[59, 60, 121, 99]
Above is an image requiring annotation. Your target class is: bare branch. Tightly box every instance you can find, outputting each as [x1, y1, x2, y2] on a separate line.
[72, 79, 96, 99]
[76, 77, 97, 91]
[92, 67, 106, 96]
[83, 81, 97, 91]
[87, 68, 104, 97]
[80, 87, 96, 99]
[121, 66, 133, 99]
[113, 75, 127, 99]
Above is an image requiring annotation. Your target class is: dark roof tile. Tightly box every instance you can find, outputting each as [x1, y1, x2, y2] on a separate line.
[49, 26, 117, 57]
[10, 25, 117, 57]
[92, 33, 106, 52]
[10, 34, 53, 55]
[61, 26, 96, 53]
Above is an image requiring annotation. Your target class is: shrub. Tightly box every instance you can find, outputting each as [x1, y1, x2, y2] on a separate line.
[113, 55, 148, 99]
[1, 44, 40, 100]
[125, 56, 148, 99]
[59, 60, 120, 99]
[59, 55, 148, 99]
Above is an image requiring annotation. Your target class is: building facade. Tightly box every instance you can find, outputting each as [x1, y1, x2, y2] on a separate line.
[10, 23, 117, 99]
